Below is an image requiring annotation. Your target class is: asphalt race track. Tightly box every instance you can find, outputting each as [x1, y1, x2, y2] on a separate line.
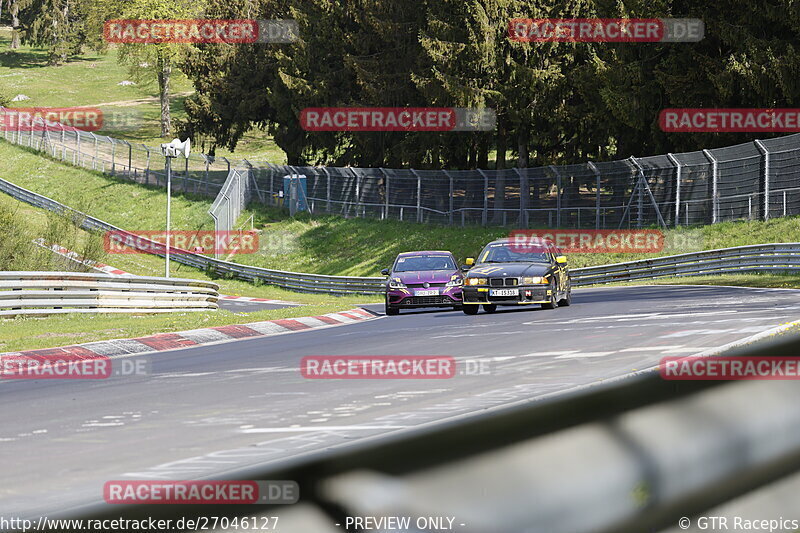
[2, 284, 800, 518]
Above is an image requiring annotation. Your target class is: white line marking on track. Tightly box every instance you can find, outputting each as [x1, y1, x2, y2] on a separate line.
[618, 346, 685, 352]
[660, 347, 714, 353]
[555, 352, 614, 359]
[241, 425, 408, 433]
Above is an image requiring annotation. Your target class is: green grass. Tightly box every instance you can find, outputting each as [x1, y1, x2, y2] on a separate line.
[0, 27, 287, 162]
[0, 302, 373, 353]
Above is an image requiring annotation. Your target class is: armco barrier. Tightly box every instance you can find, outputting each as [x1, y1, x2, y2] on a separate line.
[1, 176, 798, 294]
[0, 176, 385, 295]
[0, 272, 219, 317]
[570, 243, 800, 286]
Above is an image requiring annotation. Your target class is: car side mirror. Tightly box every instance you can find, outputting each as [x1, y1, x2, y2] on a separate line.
[555, 255, 567, 264]
[460, 264, 470, 271]
[465, 257, 474, 265]
[381, 268, 389, 276]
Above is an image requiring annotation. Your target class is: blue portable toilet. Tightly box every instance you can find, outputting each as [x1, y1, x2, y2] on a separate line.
[282, 174, 308, 213]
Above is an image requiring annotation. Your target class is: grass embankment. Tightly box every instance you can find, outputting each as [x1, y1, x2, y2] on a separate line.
[0, 27, 286, 162]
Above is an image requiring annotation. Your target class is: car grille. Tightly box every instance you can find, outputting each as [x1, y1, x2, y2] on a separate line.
[408, 296, 452, 305]
[489, 277, 518, 287]
[406, 282, 447, 288]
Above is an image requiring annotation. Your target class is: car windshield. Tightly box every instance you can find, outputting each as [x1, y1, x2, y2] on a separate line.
[394, 255, 456, 272]
[479, 244, 551, 263]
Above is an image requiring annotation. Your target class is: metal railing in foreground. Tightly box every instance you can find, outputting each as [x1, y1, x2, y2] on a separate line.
[0, 272, 219, 317]
[60, 332, 800, 533]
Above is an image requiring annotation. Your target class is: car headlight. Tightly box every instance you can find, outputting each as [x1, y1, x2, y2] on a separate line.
[522, 276, 549, 284]
[465, 277, 487, 286]
[446, 278, 463, 287]
[388, 279, 406, 289]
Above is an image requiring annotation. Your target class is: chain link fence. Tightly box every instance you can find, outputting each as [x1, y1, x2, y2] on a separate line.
[3, 107, 800, 229]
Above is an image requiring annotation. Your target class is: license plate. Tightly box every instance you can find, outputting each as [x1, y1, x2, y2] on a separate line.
[415, 289, 439, 296]
[490, 288, 519, 297]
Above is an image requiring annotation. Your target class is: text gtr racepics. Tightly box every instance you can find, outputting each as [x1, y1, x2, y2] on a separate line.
[461, 238, 571, 315]
[381, 251, 464, 315]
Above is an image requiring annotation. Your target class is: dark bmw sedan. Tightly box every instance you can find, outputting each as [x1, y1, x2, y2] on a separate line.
[461, 238, 571, 315]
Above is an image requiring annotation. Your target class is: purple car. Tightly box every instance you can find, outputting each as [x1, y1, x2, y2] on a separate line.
[381, 251, 464, 315]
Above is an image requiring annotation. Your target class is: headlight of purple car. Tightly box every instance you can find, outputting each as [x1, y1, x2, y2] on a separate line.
[388, 279, 406, 289]
[445, 278, 463, 287]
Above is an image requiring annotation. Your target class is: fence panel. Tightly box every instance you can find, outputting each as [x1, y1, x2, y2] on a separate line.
[9, 106, 800, 229]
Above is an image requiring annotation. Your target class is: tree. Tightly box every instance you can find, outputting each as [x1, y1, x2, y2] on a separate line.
[17, 0, 89, 65]
[111, 0, 201, 137]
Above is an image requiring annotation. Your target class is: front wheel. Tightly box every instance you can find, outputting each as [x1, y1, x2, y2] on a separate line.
[462, 305, 479, 315]
[558, 288, 571, 307]
[385, 298, 400, 316]
[541, 284, 558, 310]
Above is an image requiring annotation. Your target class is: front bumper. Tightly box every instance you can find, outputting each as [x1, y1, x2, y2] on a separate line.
[386, 287, 463, 308]
[462, 285, 551, 305]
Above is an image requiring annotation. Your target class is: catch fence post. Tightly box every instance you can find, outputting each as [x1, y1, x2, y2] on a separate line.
[754, 140, 770, 221]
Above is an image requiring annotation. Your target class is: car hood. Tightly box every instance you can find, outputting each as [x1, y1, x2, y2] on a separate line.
[467, 262, 551, 277]
[391, 270, 462, 283]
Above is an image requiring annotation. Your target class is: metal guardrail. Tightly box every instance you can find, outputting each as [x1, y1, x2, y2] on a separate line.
[0, 271, 219, 317]
[1, 176, 797, 295]
[0, 176, 385, 295]
[570, 243, 800, 286]
[62, 331, 800, 533]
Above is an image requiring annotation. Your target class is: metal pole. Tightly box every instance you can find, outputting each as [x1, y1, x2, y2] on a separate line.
[446, 170, 454, 226]
[549, 166, 561, 228]
[145, 146, 151, 185]
[702, 149, 719, 224]
[476, 169, 489, 226]
[588, 162, 601, 229]
[667, 153, 682, 227]
[165, 157, 172, 278]
[379, 168, 389, 220]
[410, 168, 423, 223]
[514, 168, 528, 228]
[322, 167, 331, 212]
[754, 140, 770, 220]
[111, 139, 116, 176]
